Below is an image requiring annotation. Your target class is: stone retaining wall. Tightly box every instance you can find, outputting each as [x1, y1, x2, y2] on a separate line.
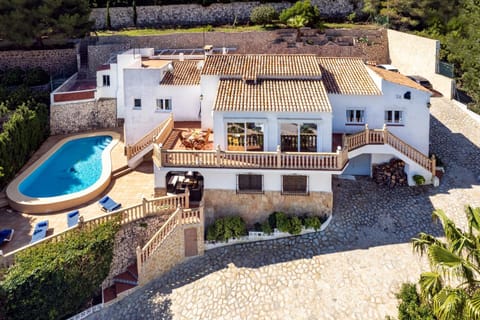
[90, 0, 360, 30]
[50, 98, 117, 135]
[0, 48, 77, 76]
[88, 29, 389, 75]
[202, 190, 333, 226]
[104, 214, 172, 288]
[138, 224, 185, 286]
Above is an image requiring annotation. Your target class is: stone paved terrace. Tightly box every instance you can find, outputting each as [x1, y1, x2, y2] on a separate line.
[0, 128, 155, 254]
[87, 97, 480, 319]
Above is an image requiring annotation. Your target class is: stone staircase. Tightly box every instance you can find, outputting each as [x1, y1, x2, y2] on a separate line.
[111, 165, 133, 180]
[102, 263, 138, 304]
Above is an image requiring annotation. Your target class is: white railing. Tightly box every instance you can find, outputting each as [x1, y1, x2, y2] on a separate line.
[126, 114, 174, 160]
[154, 144, 349, 171]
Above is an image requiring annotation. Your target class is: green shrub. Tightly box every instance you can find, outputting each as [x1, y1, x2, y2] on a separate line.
[206, 216, 247, 242]
[288, 216, 302, 235]
[24, 67, 49, 86]
[303, 216, 321, 231]
[250, 4, 277, 26]
[394, 283, 435, 320]
[261, 220, 272, 235]
[413, 174, 426, 185]
[0, 102, 49, 189]
[0, 220, 120, 320]
[268, 211, 290, 232]
[0, 67, 25, 86]
[279, 0, 320, 28]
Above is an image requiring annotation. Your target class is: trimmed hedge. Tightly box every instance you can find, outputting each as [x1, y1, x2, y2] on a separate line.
[0, 220, 120, 320]
[0, 101, 49, 189]
[206, 216, 247, 242]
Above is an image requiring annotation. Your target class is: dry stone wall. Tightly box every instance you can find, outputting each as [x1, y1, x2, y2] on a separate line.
[0, 48, 77, 76]
[138, 224, 185, 286]
[50, 98, 117, 135]
[103, 214, 172, 288]
[202, 190, 333, 227]
[90, 0, 361, 30]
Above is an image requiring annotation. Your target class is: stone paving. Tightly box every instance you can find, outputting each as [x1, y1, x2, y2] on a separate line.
[86, 97, 480, 319]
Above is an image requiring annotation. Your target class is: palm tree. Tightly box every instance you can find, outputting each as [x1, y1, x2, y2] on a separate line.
[287, 15, 308, 42]
[412, 206, 480, 320]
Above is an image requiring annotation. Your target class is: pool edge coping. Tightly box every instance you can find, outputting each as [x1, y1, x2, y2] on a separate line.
[6, 131, 121, 214]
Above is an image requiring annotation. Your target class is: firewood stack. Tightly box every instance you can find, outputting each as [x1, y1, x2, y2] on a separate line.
[372, 159, 407, 188]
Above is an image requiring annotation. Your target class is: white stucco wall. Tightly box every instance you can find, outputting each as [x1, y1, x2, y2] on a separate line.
[330, 77, 431, 155]
[96, 67, 117, 99]
[387, 29, 455, 99]
[155, 167, 333, 192]
[200, 75, 220, 130]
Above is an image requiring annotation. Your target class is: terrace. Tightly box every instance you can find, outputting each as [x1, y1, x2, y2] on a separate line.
[50, 73, 96, 104]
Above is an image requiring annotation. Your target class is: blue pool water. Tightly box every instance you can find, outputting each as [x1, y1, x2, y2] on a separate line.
[19, 135, 113, 197]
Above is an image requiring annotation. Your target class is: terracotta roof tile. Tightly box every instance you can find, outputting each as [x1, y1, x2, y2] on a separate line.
[160, 60, 201, 85]
[202, 55, 322, 80]
[317, 57, 381, 95]
[368, 66, 431, 93]
[214, 79, 331, 113]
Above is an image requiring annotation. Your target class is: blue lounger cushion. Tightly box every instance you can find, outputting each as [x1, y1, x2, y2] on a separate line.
[98, 196, 121, 212]
[31, 220, 49, 244]
[67, 210, 80, 228]
[0, 229, 14, 244]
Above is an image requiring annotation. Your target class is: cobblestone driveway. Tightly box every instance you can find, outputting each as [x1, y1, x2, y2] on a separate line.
[89, 97, 480, 320]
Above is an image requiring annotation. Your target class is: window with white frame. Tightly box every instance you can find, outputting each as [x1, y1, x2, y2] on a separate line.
[346, 109, 365, 124]
[102, 75, 110, 87]
[133, 98, 142, 109]
[237, 174, 263, 193]
[385, 110, 404, 125]
[156, 98, 172, 112]
[282, 175, 308, 195]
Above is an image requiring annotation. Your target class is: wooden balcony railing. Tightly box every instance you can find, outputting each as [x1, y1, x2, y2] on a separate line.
[344, 124, 435, 175]
[153, 124, 434, 176]
[0, 192, 189, 269]
[154, 144, 349, 171]
[126, 114, 174, 160]
[136, 201, 203, 277]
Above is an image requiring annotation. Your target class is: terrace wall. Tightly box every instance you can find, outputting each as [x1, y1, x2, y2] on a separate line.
[90, 0, 360, 30]
[50, 98, 117, 135]
[202, 190, 333, 226]
[0, 48, 77, 76]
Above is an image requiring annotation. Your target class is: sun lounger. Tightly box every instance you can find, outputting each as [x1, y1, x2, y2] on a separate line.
[98, 196, 122, 212]
[0, 229, 14, 244]
[67, 210, 80, 228]
[31, 220, 49, 244]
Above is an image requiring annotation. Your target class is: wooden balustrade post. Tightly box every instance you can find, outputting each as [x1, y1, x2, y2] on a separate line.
[126, 145, 132, 159]
[276, 145, 281, 169]
[365, 124, 370, 144]
[342, 133, 347, 150]
[185, 188, 190, 209]
[216, 144, 221, 166]
[136, 246, 142, 280]
[382, 123, 388, 144]
[142, 196, 148, 215]
[431, 154, 436, 178]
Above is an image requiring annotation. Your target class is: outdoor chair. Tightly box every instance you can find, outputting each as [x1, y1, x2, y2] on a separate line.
[31, 220, 49, 244]
[98, 196, 122, 212]
[0, 229, 14, 244]
[67, 210, 80, 228]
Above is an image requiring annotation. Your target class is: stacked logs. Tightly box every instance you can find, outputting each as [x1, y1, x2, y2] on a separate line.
[373, 159, 407, 188]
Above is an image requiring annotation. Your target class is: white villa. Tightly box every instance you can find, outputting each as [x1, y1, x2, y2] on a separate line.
[81, 47, 433, 224]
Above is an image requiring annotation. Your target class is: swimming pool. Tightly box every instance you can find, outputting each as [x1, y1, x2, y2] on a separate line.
[6, 131, 120, 213]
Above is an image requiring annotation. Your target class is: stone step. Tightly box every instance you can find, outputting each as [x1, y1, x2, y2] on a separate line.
[126, 263, 138, 280]
[115, 282, 136, 296]
[113, 270, 138, 286]
[112, 165, 132, 179]
[102, 285, 117, 304]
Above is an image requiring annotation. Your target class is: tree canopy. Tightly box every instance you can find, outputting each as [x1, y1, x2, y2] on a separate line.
[0, 0, 92, 47]
[279, 0, 320, 28]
